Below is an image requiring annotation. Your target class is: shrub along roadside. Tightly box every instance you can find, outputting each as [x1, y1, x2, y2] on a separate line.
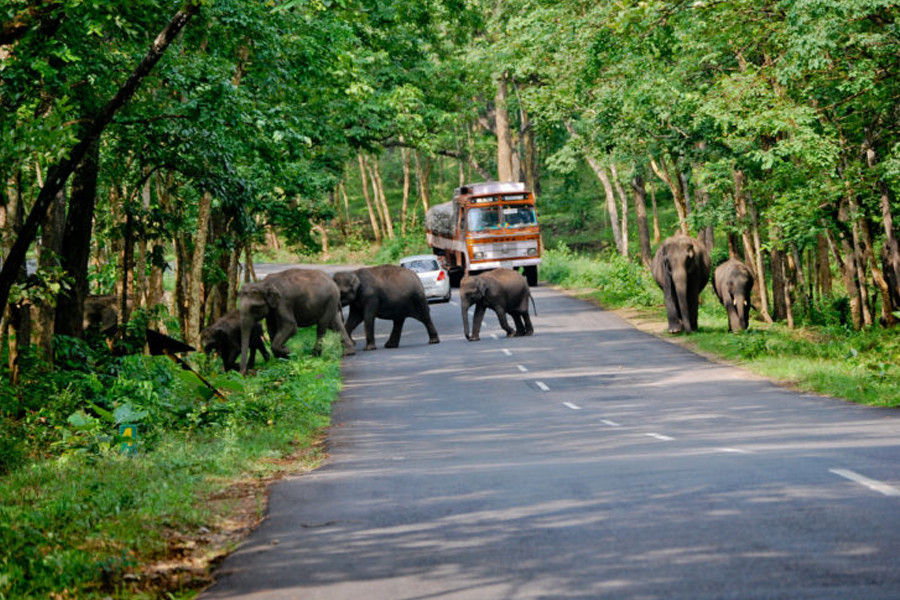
[0, 329, 343, 599]
[541, 247, 900, 407]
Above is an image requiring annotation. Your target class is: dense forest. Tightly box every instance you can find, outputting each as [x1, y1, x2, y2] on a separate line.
[3, 0, 900, 435]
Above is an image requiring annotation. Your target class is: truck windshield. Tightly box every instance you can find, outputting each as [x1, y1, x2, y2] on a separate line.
[501, 205, 536, 228]
[467, 207, 500, 231]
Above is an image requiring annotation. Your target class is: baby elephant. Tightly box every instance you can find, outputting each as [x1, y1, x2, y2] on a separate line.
[714, 259, 754, 332]
[202, 310, 270, 371]
[460, 268, 536, 341]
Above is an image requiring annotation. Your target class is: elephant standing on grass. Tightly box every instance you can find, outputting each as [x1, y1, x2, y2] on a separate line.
[202, 310, 270, 371]
[651, 234, 711, 334]
[714, 259, 754, 332]
[460, 268, 536, 341]
[333, 265, 440, 351]
[238, 269, 354, 374]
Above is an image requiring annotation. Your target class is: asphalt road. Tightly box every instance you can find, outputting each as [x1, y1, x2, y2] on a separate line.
[201, 280, 900, 600]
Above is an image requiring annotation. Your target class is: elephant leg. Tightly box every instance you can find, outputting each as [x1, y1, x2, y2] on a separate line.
[471, 305, 487, 341]
[271, 318, 298, 357]
[494, 306, 515, 337]
[662, 278, 684, 334]
[511, 312, 526, 336]
[254, 336, 271, 362]
[330, 308, 356, 355]
[412, 305, 440, 344]
[312, 322, 327, 356]
[385, 318, 405, 348]
[344, 308, 362, 344]
[521, 311, 534, 336]
[222, 343, 238, 371]
[363, 304, 378, 351]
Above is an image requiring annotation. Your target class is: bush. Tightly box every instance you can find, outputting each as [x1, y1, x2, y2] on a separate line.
[373, 229, 431, 264]
[541, 245, 661, 307]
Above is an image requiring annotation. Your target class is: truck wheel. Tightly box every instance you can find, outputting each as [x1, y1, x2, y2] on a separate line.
[524, 265, 538, 287]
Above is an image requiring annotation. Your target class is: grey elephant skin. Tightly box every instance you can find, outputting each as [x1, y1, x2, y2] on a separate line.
[238, 268, 354, 373]
[651, 234, 711, 334]
[713, 259, 754, 332]
[202, 310, 270, 371]
[460, 267, 536, 341]
[333, 264, 440, 351]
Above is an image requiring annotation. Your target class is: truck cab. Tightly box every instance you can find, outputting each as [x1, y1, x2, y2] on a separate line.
[426, 182, 541, 286]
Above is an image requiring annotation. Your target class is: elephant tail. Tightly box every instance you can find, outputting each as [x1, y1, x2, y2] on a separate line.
[528, 291, 537, 315]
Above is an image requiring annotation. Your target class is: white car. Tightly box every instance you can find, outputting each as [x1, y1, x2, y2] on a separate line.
[399, 254, 451, 302]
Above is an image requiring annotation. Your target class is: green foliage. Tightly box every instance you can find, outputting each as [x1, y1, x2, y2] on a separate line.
[372, 228, 432, 263]
[541, 246, 661, 307]
[0, 328, 343, 599]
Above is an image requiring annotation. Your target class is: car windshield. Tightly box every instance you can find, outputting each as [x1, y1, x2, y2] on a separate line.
[467, 207, 500, 231]
[501, 205, 536, 228]
[402, 259, 440, 273]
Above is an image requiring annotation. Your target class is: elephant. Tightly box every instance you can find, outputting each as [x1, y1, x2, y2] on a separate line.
[238, 268, 354, 373]
[202, 310, 270, 371]
[333, 264, 440, 351]
[460, 267, 536, 341]
[651, 233, 711, 334]
[713, 259, 754, 332]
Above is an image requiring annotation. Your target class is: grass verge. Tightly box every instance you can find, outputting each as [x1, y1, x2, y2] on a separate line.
[0, 329, 343, 599]
[541, 247, 900, 407]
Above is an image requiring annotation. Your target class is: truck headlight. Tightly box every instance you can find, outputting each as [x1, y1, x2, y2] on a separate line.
[473, 251, 484, 259]
[526, 247, 537, 256]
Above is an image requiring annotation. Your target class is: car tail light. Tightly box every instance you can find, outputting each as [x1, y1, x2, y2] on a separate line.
[437, 271, 446, 281]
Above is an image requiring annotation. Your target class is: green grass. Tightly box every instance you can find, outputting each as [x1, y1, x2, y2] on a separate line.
[541, 247, 900, 407]
[0, 329, 343, 599]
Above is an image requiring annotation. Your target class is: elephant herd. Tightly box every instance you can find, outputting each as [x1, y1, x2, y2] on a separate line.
[195, 233, 754, 373]
[197, 265, 537, 374]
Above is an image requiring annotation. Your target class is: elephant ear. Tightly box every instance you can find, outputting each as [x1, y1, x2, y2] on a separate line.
[475, 277, 488, 298]
[265, 286, 280, 309]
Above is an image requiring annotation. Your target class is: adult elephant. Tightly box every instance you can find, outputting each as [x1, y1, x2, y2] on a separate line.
[714, 259, 754, 332]
[238, 268, 354, 373]
[651, 233, 711, 334]
[460, 267, 536, 341]
[333, 265, 440, 351]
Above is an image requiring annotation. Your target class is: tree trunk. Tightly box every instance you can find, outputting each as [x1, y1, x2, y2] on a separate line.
[589, 159, 623, 255]
[133, 175, 152, 309]
[33, 187, 67, 358]
[120, 196, 134, 325]
[649, 180, 661, 244]
[865, 144, 899, 324]
[495, 73, 516, 182]
[816, 234, 832, 297]
[186, 192, 212, 347]
[401, 146, 411, 234]
[630, 174, 652, 267]
[847, 195, 873, 327]
[414, 150, 432, 220]
[610, 163, 629, 258]
[521, 106, 539, 195]
[369, 157, 394, 239]
[746, 190, 774, 323]
[6, 173, 29, 384]
[650, 156, 689, 235]
[770, 243, 787, 322]
[0, 2, 201, 316]
[55, 138, 100, 338]
[733, 170, 773, 322]
[358, 153, 382, 243]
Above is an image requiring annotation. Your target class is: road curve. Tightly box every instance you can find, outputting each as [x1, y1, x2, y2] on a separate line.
[201, 281, 900, 600]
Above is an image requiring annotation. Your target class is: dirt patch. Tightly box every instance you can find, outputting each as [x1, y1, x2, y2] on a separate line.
[130, 438, 327, 597]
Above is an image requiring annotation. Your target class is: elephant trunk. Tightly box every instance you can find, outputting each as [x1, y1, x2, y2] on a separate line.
[461, 299, 471, 340]
[732, 294, 749, 331]
[239, 312, 257, 374]
[673, 269, 693, 333]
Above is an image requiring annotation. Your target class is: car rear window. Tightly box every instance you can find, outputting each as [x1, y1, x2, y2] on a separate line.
[402, 259, 440, 273]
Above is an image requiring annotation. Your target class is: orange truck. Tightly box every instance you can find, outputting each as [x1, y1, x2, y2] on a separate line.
[425, 182, 541, 286]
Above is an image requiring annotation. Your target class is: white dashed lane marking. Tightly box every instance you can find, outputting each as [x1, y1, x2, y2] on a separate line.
[601, 420, 621, 428]
[517, 364, 528, 373]
[501, 348, 512, 356]
[645, 433, 674, 441]
[535, 381, 550, 392]
[563, 402, 582, 410]
[830, 469, 900, 497]
[717, 448, 753, 455]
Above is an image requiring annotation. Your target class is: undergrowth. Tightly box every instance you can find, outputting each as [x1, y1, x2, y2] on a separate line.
[0, 329, 343, 599]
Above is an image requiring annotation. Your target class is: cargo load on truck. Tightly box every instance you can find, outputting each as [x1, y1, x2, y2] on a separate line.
[425, 202, 455, 237]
